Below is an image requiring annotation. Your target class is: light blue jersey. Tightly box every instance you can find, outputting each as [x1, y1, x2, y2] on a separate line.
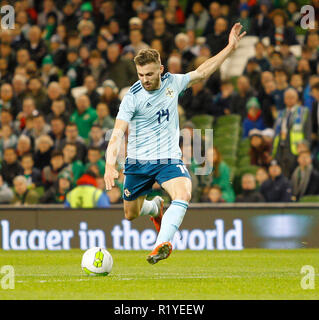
[116, 72, 190, 160]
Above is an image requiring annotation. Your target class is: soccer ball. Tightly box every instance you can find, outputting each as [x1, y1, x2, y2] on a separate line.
[81, 247, 113, 276]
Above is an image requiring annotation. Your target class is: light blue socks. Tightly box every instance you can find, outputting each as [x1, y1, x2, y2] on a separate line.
[154, 200, 189, 247]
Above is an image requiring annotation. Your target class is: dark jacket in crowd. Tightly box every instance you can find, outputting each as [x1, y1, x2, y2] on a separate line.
[235, 189, 265, 203]
[260, 174, 293, 202]
[0, 161, 24, 187]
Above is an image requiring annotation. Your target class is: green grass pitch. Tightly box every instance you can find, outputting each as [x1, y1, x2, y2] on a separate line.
[0, 249, 318, 300]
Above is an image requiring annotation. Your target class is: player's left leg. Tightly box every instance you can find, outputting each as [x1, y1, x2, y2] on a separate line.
[147, 176, 192, 264]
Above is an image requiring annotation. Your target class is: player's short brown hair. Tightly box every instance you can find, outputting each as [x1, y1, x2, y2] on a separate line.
[134, 49, 161, 66]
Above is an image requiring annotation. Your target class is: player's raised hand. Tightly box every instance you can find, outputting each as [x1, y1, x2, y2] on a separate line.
[228, 22, 246, 50]
[104, 164, 119, 191]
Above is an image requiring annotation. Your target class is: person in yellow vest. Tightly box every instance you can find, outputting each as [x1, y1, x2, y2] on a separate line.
[272, 88, 311, 178]
[64, 170, 110, 208]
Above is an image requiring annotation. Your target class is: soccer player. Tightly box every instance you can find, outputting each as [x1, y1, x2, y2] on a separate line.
[104, 23, 246, 264]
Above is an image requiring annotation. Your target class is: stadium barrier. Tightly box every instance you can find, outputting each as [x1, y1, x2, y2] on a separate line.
[1, 203, 319, 250]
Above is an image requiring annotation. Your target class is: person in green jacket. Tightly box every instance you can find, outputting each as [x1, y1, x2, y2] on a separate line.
[70, 94, 97, 141]
[84, 147, 105, 176]
[199, 146, 235, 203]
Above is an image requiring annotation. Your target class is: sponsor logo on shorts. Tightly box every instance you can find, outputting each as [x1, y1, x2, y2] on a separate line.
[124, 188, 131, 197]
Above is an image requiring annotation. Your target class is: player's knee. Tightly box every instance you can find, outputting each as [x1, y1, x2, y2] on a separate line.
[124, 207, 139, 221]
[174, 191, 192, 203]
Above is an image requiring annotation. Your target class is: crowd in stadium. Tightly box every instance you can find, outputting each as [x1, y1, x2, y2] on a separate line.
[0, 0, 318, 207]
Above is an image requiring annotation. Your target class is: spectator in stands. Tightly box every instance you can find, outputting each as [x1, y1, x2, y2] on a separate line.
[50, 35, 67, 70]
[47, 98, 70, 124]
[273, 68, 290, 111]
[291, 150, 319, 201]
[11, 175, 40, 205]
[151, 16, 175, 58]
[185, 1, 209, 36]
[260, 160, 292, 202]
[49, 116, 65, 151]
[42, 150, 67, 189]
[236, 173, 265, 202]
[205, 17, 228, 56]
[84, 147, 105, 177]
[174, 33, 195, 73]
[62, 122, 87, 162]
[40, 171, 72, 204]
[58, 76, 76, 113]
[231, 75, 255, 119]
[104, 43, 138, 90]
[83, 75, 101, 110]
[0, 124, 18, 158]
[249, 129, 272, 168]
[179, 78, 214, 118]
[203, 2, 222, 36]
[250, 3, 273, 39]
[200, 146, 235, 203]
[0, 83, 20, 118]
[243, 97, 265, 138]
[21, 153, 42, 188]
[88, 125, 108, 151]
[259, 78, 277, 128]
[83, 51, 107, 86]
[94, 102, 115, 132]
[40, 55, 59, 86]
[12, 75, 28, 112]
[77, 19, 96, 51]
[64, 48, 84, 88]
[70, 94, 97, 140]
[243, 58, 262, 92]
[1, 147, 23, 187]
[16, 134, 32, 159]
[100, 80, 121, 118]
[272, 88, 311, 177]
[25, 25, 48, 67]
[0, 173, 14, 204]
[31, 112, 51, 140]
[255, 167, 269, 188]
[124, 29, 149, 57]
[290, 73, 304, 101]
[205, 185, 225, 203]
[27, 77, 49, 114]
[269, 9, 298, 46]
[62, 142, 85, 185]
[33, 134, 54, 171]
[280, 42, 298, 76]
[0, 108, 14, 130]
[65, 170, 110, 208]
[211, 79, 234, 117]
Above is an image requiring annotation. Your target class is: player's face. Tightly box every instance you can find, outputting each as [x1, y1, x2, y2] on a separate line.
[136, 63, 164, 91]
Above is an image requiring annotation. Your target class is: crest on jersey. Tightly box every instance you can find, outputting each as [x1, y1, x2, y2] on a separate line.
[166, 88, 174, 98]
[124, 188, 131, 197]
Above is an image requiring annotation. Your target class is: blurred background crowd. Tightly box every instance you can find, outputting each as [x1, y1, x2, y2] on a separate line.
[0, 0, 318, 207]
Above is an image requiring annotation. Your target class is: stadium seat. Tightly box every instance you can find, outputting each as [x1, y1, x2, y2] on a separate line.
[190, 114, 214, 130]
[217, 114, 241, 126]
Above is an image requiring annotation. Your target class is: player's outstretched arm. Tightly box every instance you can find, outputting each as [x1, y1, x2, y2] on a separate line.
[187, 23, 246, 87]
[104, 119, 128, 191]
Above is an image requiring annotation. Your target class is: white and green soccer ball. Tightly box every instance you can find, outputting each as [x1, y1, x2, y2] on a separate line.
[81, 247, 113, 276]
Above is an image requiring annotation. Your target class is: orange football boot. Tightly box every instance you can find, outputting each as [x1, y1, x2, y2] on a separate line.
[147, 241, 172, 265]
